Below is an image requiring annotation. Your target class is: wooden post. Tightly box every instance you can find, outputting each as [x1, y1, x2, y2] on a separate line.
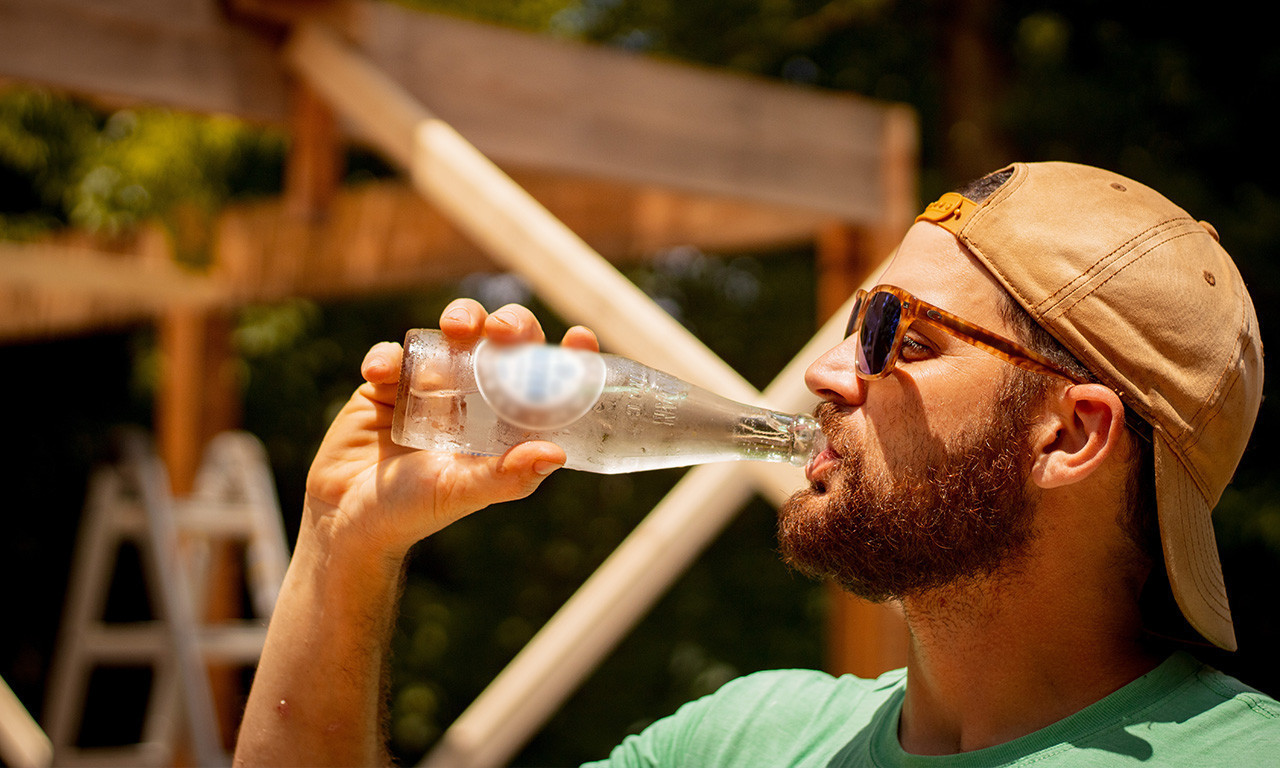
[815, 224, 910, 680]
[157, 308, 239, 495]
[156, 303, 244, 751]
[816, 105, 917, 680]
[285, 77, 343, 221]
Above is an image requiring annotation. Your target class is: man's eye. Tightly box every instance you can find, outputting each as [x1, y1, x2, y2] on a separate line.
[899, 336, 932, 361]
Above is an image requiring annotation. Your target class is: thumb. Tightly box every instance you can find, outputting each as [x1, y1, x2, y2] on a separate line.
[450, 441, 566, 512]
[496, 441, 567, 498]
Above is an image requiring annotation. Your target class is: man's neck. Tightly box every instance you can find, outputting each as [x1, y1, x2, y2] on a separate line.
[894, 564, 1162, 756]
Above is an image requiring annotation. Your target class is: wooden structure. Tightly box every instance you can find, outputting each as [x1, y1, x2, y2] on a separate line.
[1, 1, 917, 764]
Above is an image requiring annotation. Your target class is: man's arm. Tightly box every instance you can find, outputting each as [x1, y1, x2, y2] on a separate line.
[233, 300, 596, 767]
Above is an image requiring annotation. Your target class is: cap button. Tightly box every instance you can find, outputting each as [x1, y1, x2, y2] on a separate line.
[1199, 220, 1221, 242]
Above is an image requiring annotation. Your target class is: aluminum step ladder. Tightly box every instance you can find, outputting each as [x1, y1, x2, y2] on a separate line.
[43, 430, 289, 767]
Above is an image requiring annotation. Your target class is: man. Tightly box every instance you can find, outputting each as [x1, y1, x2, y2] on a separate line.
[234, 162, 1277, 767]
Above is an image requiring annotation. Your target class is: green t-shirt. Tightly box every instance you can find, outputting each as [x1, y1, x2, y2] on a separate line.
[585, 652, 1280, 767]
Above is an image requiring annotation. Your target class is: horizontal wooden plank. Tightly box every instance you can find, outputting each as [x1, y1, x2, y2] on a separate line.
[0, 0, 289, 122]
[0, 174, 831, 342]
[0, 0, 912, 221]
[358, 4, 896, 220]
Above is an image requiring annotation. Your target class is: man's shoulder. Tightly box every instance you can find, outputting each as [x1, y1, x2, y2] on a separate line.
[1072, 653, 1280, 766]
[668, 665, 905, 738]
[1144, 653, 1280, 724]
[583, 667, 904, 768]
[711, 665, 907, 707]
[1169, 657, 1280, 742]
[1192, 661, 1280, 717]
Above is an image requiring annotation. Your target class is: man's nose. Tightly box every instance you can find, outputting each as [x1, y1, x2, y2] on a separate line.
[805, 340, 868, 407]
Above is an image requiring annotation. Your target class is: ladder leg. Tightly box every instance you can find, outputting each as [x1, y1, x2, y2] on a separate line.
[122, 434, 226, 767]
[43, 469, 124, 758]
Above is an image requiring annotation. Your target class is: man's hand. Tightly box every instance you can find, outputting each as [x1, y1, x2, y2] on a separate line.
[234, 299, 598, 767]
[301, 298, 600, 564]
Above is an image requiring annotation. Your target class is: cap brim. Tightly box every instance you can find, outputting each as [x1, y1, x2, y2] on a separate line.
[1154, 435, 1237, 651]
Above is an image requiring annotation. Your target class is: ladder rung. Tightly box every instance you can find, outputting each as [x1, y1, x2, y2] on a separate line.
[108, 499, 266, 538]
[81, 622, 269, 664]
[52, 741, 169, 768]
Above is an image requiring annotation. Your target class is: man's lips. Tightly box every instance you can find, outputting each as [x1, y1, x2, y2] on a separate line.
[805, 445, 840, 484]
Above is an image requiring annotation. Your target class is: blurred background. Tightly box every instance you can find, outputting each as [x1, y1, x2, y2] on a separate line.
[2, 1, 1276, 765]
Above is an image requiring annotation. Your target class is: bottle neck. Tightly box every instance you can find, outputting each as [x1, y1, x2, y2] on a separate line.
[733, 409, 823, 467]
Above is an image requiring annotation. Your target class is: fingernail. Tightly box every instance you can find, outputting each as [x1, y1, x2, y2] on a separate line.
[491, 309, 517, 329]
[444, 306, 470, 323]
[533, 460, 561, 476]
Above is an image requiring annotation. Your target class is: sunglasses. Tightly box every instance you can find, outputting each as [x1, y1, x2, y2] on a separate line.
[844, 285, 1089, 384]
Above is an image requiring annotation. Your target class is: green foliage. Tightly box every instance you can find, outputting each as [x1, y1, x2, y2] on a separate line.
[390, 0, 580, 32]
[0, 85, 284, 256]
[0, 88, 98, 237]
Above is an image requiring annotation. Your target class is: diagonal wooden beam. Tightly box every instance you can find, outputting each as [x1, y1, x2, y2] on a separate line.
[0, 674, 51, 768]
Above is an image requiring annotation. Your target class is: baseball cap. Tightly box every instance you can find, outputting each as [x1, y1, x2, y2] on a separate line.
[916, 161, 1264, 651]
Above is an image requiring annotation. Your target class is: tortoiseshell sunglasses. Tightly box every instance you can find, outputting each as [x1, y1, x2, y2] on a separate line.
[844, 285, 1089, 384]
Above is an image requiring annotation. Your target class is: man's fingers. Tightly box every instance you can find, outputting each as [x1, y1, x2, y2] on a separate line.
[461, 442, 565, 506]
[485, 304, 546, 344]
[361, 341, 403, 386]
[416, 442, 565, 533]
[439, 298, 488, 340]
[561, 325, 600, 352]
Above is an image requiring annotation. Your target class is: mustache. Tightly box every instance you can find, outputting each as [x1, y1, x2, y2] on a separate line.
[814, 401, 853, 457]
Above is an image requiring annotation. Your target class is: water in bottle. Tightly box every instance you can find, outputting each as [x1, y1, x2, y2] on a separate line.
[391, 329, 824, 474]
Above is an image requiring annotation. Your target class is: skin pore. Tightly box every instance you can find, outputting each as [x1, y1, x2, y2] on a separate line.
[790, 222, 1161, 755]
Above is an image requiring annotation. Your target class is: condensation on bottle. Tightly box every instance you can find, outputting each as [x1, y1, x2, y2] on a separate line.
[390, 329, 825, 474]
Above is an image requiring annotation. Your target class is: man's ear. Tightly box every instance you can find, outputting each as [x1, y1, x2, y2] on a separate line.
[1030, 383, 1127, 490]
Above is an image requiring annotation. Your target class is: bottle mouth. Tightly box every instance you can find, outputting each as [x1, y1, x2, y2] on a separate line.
[788, 413, 827, 467]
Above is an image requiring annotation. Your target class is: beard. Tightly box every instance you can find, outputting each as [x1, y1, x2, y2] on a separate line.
[777, 374, 1044, 603]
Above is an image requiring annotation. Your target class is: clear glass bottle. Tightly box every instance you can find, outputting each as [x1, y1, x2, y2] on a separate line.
[391, 329, 824, 474]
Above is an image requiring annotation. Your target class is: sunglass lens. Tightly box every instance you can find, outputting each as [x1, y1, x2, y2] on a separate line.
[855, 292, 901, 376]
[844, 294, 864, 339]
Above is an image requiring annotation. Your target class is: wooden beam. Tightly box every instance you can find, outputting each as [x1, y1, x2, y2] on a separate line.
[0, 175, 830, 342]
[356, 4, 890, 220]
[0, 675, 51, 768]
[0, 0, 290, 122]
[156, 304, 244, 752]
[0, 237, 225, 305]
[0, 233, 227, 342]
[284, 78, 344, 220]
[0, 0, 907, 221]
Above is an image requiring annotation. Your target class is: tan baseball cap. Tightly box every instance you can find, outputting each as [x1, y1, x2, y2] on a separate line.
[916, 161, 1264, 651]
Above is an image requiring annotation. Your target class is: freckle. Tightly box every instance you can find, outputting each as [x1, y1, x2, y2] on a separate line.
[276, 699, 290, 718]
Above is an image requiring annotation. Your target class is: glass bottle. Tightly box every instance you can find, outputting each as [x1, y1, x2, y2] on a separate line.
[391, 329, 824, 474]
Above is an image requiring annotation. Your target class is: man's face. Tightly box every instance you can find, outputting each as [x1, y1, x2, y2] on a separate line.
[777, 223, 1049, 601]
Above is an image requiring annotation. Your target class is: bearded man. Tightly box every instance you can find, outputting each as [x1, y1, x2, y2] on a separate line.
[234, 163, 1279, 767]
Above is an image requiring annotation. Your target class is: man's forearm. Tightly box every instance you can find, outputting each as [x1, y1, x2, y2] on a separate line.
[234, 503, 409, 767]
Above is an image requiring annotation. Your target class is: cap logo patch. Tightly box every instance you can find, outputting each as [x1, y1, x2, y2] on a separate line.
[915, 192, 980, 236]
